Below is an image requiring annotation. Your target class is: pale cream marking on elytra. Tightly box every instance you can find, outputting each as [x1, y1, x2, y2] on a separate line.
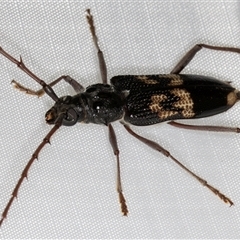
[149, 88, 195, 120]
[227, 90, 238, 106]
[167, 75, 184, 86]
[136, 75, 158, 84]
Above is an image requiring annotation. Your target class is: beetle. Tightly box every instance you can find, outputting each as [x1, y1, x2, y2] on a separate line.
[0, 9, 240, 226]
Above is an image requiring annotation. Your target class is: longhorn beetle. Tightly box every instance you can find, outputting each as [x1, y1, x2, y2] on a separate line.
[0, 9, 240, 226]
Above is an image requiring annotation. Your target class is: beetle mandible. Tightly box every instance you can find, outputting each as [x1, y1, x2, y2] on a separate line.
[0, 9, 240, 226]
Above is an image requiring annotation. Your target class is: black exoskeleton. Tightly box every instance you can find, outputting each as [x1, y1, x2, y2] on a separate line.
[1, 9, 240, 226]
[46, 83, 125, 126]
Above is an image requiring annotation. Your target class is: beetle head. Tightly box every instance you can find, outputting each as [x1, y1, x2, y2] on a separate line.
[45, 96, 84, 126]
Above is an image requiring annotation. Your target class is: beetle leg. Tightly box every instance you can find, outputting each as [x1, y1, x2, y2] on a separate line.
[86, 9, 107, 84]
[122, 123, 234, 206]
[108, 124, 128, 216]
[12, 75, 84, 97]
[168, 121, 240, 133]
[171, 44, 240, 74]
[0, 46, 59, 101]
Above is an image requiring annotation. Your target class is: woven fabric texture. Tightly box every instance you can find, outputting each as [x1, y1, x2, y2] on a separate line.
[0, 1, 240, 238]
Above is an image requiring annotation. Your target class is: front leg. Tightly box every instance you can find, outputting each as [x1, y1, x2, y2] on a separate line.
[12, 75, 84, 97]
[0, 47, 59, 101]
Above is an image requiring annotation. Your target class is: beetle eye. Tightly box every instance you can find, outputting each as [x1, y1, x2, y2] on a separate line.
[62, 108, 78, 126]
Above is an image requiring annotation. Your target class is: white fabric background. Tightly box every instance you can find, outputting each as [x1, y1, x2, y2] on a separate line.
[0, 1, 240, 238]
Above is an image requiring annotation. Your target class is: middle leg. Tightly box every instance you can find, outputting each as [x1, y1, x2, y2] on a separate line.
[108, 124, 128, 216]
[86, 9, 107, 84]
